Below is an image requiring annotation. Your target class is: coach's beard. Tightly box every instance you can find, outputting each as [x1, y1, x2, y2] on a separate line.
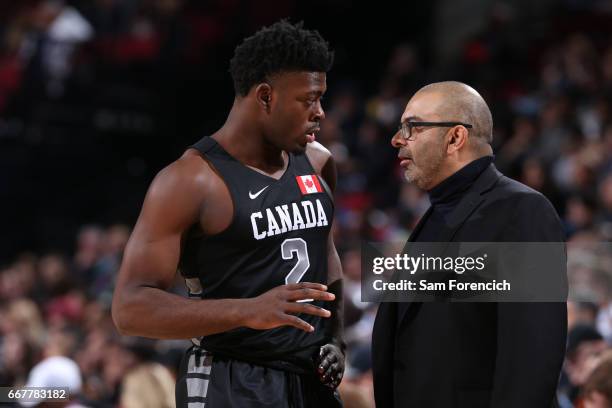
[404, 158, 444, 190]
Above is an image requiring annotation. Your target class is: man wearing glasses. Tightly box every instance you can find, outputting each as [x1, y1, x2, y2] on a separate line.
[372, 81, 567, 407]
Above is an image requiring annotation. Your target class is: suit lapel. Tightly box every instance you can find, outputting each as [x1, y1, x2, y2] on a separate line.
[396, 164, 502, 325]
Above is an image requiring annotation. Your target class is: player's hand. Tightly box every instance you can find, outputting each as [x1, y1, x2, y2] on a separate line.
[316, 342, 345, 389]
[242, 282, 335, 332]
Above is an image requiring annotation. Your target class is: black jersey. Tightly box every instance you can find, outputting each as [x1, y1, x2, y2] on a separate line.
[179, 136, 334, 374]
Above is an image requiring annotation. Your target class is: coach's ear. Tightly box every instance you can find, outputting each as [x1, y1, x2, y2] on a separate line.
[255, 83, 273, 112]
[447, 125, 468, 154]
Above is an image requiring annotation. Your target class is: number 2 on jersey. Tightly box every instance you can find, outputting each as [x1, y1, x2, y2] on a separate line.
[281, 238, 310, 284]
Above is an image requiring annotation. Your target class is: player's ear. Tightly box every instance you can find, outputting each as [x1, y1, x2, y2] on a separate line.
[255, 83, 273, 112]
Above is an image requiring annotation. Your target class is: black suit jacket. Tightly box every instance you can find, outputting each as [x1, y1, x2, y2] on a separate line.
[372, 164, 567, 408]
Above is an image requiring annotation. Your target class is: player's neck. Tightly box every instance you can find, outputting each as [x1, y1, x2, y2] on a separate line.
[214, 106, 286, 172]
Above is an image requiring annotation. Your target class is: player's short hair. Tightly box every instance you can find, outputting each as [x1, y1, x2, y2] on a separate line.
[229, 20, 334, 96]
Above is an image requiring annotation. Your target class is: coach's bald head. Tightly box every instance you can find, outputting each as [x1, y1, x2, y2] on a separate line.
[418, 81, 493, 150]
[392, 81, 494, 190]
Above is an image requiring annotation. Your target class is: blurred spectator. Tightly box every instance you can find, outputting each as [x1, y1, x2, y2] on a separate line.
[596, 173, 612, 238]
[38, 253, 73, 299]
[565, 195, 597, 238]
[5, 298, 46, 350]
[120, 362, 175, 408]
[341, 344, 374, 408]
[561, 324, 610, 405]
[568, 300, 600, 330]
[581, 351, 612, 408]
[89, 224, 130, 305]
[73, 225, 104, 279]
[21, 326, 83, 407]
[0, 331, 37, 387]
[337, 382, 372, 408]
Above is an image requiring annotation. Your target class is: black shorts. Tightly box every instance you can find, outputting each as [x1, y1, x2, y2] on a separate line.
[176, 345, 343, 408]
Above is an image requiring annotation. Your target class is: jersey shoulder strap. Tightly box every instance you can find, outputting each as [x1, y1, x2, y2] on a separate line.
[190, 136, 229, 158]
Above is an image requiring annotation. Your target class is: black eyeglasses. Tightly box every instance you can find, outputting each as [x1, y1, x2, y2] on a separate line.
[398, 121, 473, 141]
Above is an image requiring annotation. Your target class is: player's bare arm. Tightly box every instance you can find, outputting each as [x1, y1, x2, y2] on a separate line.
[112, 151, 335, 339]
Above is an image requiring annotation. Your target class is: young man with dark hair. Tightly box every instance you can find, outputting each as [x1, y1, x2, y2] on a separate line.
[112, 20, 344, 407]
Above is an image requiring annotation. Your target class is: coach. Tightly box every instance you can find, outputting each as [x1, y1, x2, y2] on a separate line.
[372, 81, 567, 408]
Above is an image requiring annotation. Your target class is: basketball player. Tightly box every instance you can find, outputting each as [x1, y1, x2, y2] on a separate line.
[111, 20, 345, 408]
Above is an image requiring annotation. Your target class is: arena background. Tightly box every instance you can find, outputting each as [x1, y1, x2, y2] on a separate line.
[1, 1, 612, 407]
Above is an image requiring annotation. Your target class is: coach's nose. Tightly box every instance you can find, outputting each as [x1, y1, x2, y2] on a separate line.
[391, 130, 406, 148]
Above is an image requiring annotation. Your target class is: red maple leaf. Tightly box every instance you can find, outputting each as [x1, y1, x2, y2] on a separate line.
[305, 179, 314, 188]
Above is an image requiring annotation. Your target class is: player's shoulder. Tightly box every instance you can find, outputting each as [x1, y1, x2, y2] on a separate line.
[305, 141, 337, 192]
[305, 141, 333, 174]
[148, 149, 220, 203]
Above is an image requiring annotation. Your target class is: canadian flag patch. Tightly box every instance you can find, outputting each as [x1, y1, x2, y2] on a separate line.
[296, 174, 323, 195]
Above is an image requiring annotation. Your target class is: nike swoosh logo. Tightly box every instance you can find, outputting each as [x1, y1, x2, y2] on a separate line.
[249, 185, 269, 199]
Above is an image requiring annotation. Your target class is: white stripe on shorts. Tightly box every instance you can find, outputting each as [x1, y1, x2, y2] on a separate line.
[185, 348, 213, 408]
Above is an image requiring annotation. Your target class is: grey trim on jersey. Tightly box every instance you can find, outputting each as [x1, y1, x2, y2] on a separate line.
[185, 277, 204, 347]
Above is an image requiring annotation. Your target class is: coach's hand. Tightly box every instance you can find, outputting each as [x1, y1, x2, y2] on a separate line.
[317, 343, 345, 389]
[242, 282, 335, 332]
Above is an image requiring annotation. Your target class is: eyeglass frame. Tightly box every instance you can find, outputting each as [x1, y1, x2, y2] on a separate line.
[397, 121, 473, 141]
